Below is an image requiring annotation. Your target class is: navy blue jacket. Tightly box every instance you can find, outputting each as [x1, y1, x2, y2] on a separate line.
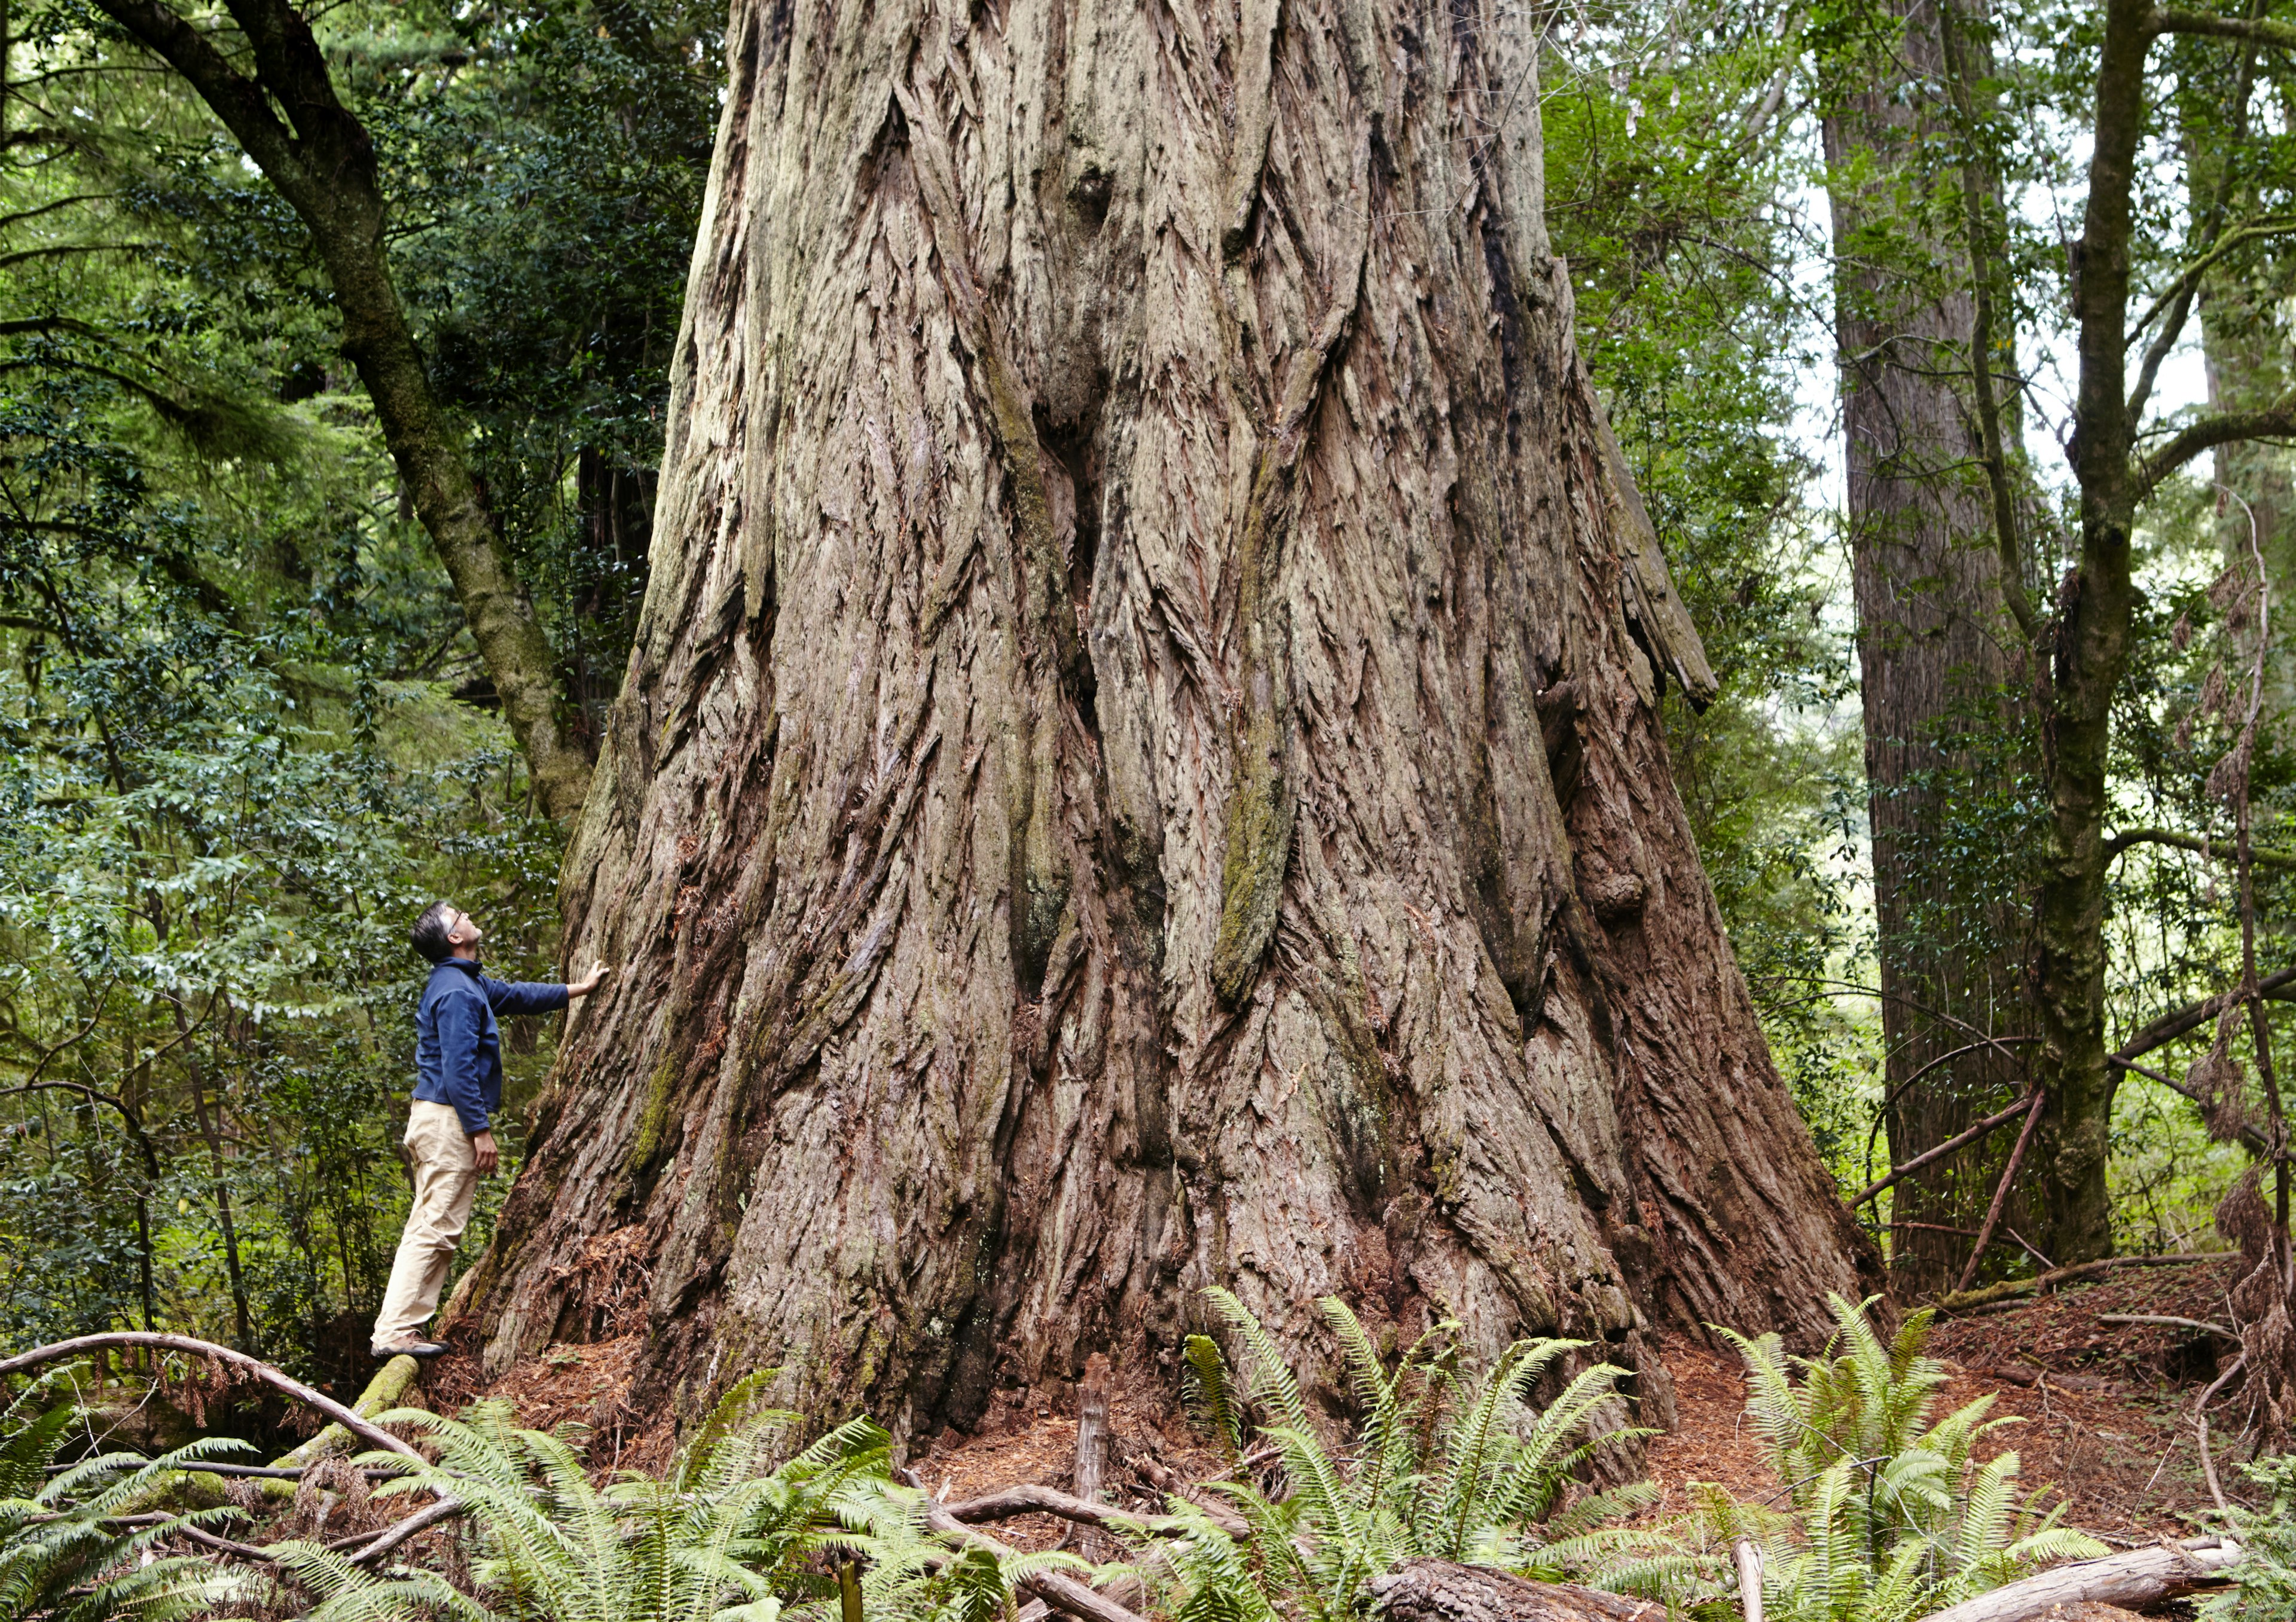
[413, 959, 569, 1135]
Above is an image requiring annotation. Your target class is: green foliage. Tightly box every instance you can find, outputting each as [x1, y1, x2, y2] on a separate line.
[0, 381, 563, 1364]
[0, 1371, 262, 1620]
[276, 1376, 899, 1622]
[1150, 1290, 1650, 1622]
[345, 0, 720, 725]
[0, 0, 718, 1377]
[2202, 1453, 2296, 1621]
[1647, 1297, 2106, 1622]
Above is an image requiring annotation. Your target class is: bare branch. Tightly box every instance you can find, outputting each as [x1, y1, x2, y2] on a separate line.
[2127, 216, 2296, 346]
[0, 1333, 422, 1461]
[2148, 8, 2296, 51]
[1852, 1094, 2039, 1207]
[339, 1495, 465, 1565]
[2117, 963, 2296, 1061]
[2108, 825, 2296, 869]
[83, 0, 309, 193]
[942, 1484, 1180, 1537]
[0, 243, 163, 269]
[2136, 396, 2296, 496]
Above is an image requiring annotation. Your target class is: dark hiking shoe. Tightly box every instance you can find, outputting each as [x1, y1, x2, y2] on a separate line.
[372, 1340, 449, 1360]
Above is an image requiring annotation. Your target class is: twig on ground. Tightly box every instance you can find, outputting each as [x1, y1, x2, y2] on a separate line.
[339, 1495, 466, 1566]
[1937, 1253, 2219, 1312]
[2098, 1313, 2238, 1337]
[172, 1521, 282, 1561]
[2194, 1353, 2248, 1517]
[1123, 1451, 1254, 1537]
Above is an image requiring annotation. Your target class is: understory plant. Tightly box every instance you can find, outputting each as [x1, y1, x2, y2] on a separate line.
[1654, 1296, 2106, 1622]
[0, 1371, 262, 1621]
[2202, 1452, 2296, 1620]
[1149, 1290, 1654, 1622]
[276, 1372, 909, 1622]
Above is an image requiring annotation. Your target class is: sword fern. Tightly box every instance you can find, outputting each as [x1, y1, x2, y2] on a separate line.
[1152, 1290, 1651, 1622]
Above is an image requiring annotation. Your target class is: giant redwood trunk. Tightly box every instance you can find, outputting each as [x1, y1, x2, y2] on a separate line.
[456, 0, 1876, 1435]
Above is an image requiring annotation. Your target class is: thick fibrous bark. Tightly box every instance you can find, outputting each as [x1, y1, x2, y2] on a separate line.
[1824, 0, 2034, 1291]
[460, 0, 1874, 1434]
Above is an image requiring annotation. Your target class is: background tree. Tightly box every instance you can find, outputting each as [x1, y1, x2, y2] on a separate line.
[53, 0, 677, 817]
[1814, 0, 2041, 1291]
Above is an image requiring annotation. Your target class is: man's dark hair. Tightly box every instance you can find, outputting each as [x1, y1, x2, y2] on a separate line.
[410, 900, 458, 965]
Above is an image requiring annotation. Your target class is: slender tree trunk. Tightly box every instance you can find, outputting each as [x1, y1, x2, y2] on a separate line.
[177, 1024, 255, 1350]
[1823, 0, 2034, 1291]
[459, 0, 1877, 1435]
[2036, 0, 2152, 1266]
[89, 0, 593, 820]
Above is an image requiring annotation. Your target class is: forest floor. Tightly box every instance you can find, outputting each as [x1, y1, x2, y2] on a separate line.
[448, 1257, 2247, 1544]
[1645, 1256, 2244, 1538]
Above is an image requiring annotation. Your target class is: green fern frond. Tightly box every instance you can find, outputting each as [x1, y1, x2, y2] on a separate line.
[0, 1393, 267, 1622]
[679, 1369, 788, 1492]
[1183, 1334, 1245, 1464]
[1202, 1288, 1313, 1435]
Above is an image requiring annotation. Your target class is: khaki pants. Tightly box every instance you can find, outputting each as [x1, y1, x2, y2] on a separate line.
[373, 1101, 478, 1351]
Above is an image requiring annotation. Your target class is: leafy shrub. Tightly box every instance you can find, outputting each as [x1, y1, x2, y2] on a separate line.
[2202, 1452, 2296, 1620]
[0, 1371, 261, 1621]
[1150, 1290, 1652, 1622]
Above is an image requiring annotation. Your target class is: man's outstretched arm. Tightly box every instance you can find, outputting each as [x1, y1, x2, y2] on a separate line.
[484, 960, 609, 1017]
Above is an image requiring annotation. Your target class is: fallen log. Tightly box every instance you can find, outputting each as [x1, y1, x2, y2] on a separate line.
[2097, 1312, 2236, 1338]
[264, 1352, 423, 1488]
[1962, 1364, 2117, 1394]
[1370, 1558, 1667, 1622]
[1936, 1254, 2218, 1312]
[1912, 1537, 2243, 1622]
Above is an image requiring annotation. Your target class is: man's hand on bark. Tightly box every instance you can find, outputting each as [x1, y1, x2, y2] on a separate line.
[472, 1130, 499, 1175]
[568, 960, 610, 997]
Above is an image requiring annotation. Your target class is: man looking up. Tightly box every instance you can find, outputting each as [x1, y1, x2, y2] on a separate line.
[373, 901, 607, 1359]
